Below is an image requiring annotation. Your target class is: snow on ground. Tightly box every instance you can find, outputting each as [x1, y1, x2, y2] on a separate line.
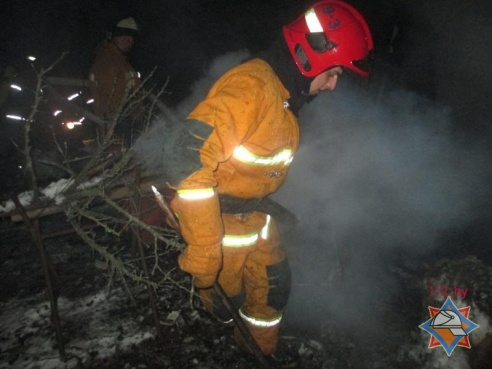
[0, 190, 35, 214]
[0, 177, 103, 214]
[0, 287, 154, 369]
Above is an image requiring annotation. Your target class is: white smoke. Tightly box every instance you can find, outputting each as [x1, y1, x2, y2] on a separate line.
[133, 50, 250, 173]
[174, 49, 251, 118]
[276, 82, 489, 249]
[274, 76, 492, 345]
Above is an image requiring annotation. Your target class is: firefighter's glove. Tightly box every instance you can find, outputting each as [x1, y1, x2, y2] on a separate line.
[178, 244, 222, 289]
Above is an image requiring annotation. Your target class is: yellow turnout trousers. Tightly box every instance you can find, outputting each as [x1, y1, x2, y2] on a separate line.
[199, 212, 291, 355]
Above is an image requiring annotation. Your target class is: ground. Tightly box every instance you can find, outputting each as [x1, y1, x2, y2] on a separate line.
[0, 215, 355, 369]
[1, 212, 491, 369]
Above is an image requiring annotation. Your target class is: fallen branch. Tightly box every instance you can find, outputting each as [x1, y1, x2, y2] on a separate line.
[8, 177, 169, 222]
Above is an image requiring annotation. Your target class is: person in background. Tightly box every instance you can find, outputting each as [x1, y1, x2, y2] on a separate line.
[89, 17, 142, 140]
[161, 0, 374, 360]
[89, 17, 164, 249]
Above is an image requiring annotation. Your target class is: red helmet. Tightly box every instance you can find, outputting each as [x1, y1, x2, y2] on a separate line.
[283, 0, 374, 78]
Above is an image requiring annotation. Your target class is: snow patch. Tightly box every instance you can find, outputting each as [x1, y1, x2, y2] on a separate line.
[0, 177, 103, 214]
[0, 288, 155, 369]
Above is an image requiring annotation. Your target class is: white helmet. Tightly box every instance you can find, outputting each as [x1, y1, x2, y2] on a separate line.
[110, 17, 140, 38]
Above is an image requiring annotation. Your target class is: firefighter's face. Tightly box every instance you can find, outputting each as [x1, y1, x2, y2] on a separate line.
[113, 35, 135, 54]
[309, 67, 343, 95]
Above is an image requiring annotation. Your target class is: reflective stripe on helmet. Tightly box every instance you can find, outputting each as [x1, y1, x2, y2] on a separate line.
[233, 146, 293, 166]
[305, 8, 324, 33]
[177, 187, 215, 200]
[239, 309, 282, 328]
[222, 214, 271, 248]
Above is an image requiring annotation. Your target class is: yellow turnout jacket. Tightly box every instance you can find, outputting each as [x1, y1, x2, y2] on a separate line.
[172, 58, 299, 283]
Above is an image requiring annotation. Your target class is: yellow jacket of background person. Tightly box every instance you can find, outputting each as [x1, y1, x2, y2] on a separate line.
[89, 41, 140, 119]
[165, 57, 299, 355]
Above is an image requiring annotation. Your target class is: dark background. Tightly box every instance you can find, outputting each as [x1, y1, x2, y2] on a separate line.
[1, 0, 490, 117]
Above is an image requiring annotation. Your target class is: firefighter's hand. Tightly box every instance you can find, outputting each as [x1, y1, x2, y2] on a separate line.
[191, 274, 217, 289]
[178, 244, 222, 289]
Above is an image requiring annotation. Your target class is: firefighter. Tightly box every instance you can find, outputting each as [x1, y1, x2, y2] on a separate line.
[162, 0, 373, 357]
[88, 17, 141, 134]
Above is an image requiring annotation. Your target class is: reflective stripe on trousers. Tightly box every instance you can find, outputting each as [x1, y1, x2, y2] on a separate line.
[239, 308, 282, 328]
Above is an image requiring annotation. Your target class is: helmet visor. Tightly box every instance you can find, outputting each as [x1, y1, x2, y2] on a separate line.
[305, 32, 337, 53]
